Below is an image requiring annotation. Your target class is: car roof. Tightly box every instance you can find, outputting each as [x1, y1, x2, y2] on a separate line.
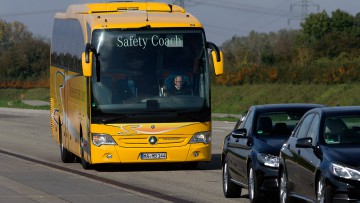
[307, 106, 360, 116]
[250, 103, 325, 112]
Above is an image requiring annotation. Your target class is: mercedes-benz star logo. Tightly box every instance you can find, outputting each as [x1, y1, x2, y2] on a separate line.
[149, 136, 158, 145]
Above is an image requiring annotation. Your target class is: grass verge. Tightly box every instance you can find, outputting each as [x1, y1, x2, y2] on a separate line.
[0, 88, 49, 110]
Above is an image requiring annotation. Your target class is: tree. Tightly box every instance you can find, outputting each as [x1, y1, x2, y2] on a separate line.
[0, 19, 49, 83]
[301, 11, 331, 41]
[330, 9, 354, 33]
[274, 29, 298, 64]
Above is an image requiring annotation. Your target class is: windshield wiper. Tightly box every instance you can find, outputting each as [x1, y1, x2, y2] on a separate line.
[101, 110, 179, 124]
[101, 114, 129, 124]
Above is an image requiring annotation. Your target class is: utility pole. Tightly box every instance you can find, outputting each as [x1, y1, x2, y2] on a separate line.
[173, 0, 185, 8]
[288, 0, 319, 25]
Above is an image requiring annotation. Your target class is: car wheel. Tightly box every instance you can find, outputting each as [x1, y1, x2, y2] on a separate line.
[59, 123, 74, 163]
[248, 165, 263, 203]
[80, 136, 91, 170]
[316, 176, 329, 203]
[223, 159, 242, 198]
[279, 169, 289, 203]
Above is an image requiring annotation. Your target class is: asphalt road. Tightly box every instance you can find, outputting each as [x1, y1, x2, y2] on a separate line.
[0, 108, 250, 203]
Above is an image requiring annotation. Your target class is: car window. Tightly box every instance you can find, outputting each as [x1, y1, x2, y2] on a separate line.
[232, 110, 248, 130]
[324, 115, 360, 144]
[306, 114, 320, 145]
[255, 111, 305, 137]
[243, 109, 254, 131]
[294, 113, 315, 139]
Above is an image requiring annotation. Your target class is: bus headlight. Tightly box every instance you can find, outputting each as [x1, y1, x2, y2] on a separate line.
[189, 131, 211, 144]
[92, 133, 117, 146]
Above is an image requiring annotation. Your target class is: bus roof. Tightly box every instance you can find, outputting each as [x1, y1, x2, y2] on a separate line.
[55, 2, 203, 29]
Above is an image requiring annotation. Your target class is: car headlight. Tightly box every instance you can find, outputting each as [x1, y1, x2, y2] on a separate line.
[330, 163, 360, 181]
[257, 153, 279, 168]
[92, 133, 117, 146]
[189, 131, 211, 144]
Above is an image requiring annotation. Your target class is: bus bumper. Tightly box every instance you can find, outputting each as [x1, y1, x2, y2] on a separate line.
[89, 143, 211, 164]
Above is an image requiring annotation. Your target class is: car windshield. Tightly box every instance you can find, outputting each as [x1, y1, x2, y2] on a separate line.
[256, 111, 303, 137]
[323, 116, 360, 144]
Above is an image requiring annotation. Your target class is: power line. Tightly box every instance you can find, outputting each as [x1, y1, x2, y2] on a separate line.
[288, 0, 319, 24]
[187, 0, 294, 38]
[189, 0, 289, 17]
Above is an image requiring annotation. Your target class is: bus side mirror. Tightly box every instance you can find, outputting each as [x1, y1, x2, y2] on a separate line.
[207, 41, 223, 76]
[82, 52, 93, 77]
[211, 50, 223, 75]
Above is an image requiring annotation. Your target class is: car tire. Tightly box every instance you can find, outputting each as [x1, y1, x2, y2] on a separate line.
[316, 176, 331, 203]
[59, 123, 75, 163]
[223, 159, 242, 198]
[248, 165, 263, 203]
[279, 169, 290, 203]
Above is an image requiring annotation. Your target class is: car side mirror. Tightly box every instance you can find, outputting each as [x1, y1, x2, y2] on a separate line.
[296, 137, 313, 148]
[232, 128, 247, 138]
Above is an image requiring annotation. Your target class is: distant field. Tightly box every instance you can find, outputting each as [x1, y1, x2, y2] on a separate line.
[0, 88, 49, 110]
[211, 84, 360, 114]
[1, 84, 360, 113]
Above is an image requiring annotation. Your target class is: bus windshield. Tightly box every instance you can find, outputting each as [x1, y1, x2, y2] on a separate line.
[90, 29, 210, 122]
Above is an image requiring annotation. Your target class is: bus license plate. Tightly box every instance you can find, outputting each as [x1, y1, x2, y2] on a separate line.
[141, 153, 167, 160]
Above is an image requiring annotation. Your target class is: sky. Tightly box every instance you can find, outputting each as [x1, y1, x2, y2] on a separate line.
[1, 0, 360, 45]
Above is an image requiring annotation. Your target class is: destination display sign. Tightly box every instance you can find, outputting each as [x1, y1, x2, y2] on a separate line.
[116, 34, 183, 49]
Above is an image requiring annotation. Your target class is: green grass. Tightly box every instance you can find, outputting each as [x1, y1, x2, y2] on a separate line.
[211, 84, 360, 114]
[0, 88, 49, 110]
[212, 116, 239, 122]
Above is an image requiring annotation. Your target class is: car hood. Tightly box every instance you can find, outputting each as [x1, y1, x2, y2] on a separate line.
[323, 146, 360, 168]
[253, 136, 288, 155]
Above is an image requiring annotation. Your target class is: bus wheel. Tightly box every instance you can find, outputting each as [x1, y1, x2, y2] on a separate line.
[59, 123, 74, 163]
[80, 136, 91, 170]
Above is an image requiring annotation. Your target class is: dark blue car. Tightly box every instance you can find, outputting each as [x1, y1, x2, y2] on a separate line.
[221, 103, 324, 203]
[279, 106, 360, 203]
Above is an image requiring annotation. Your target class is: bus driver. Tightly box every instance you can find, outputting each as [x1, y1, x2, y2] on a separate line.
[167, 75, 191, 95]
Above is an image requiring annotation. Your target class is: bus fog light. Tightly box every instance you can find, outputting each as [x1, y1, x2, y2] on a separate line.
[193, 152, 199, 157]
[92, 133, 117, 146]
[189, 131, 211, 144]
[106, 154, 113, 159]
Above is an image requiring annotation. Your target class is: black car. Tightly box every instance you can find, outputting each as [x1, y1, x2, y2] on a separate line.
[279, 106, 360, 203]
[221, 103, 324, 203]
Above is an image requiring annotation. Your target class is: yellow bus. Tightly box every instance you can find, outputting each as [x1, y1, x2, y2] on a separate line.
[50, 1, 223, 169]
